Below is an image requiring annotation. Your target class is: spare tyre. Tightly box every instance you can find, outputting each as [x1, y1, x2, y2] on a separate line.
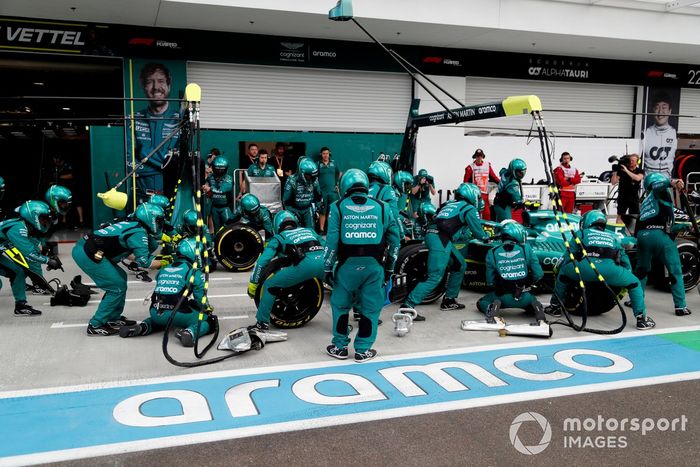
[254, 257, 323, 328]
[390, 242, 447, 304]
[214, 223, 264, 272]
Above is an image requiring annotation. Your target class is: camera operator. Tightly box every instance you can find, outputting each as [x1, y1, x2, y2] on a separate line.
[410, 169, 436, 214]
[611, 153, 644, 224]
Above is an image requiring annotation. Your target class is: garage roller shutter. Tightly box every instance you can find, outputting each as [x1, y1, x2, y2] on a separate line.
[680, 88, 700, 134]
[187, 62, 410, 132]
[464, 77, 634, 138]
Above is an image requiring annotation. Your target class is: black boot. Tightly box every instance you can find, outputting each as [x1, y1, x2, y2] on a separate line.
[440, 297, 466, 311]
[14, 301, 42, 316]
[119, 323, 148, 338]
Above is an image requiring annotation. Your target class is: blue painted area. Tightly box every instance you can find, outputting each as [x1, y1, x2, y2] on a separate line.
[1, 333, 699, 458]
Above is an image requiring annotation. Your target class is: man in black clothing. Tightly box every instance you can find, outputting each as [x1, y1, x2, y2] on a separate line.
[271, 142, 296, 188]
[611, 153, 644, 224]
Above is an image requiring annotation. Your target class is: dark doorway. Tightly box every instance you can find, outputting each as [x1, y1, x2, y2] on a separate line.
[0, 53, 123, 228]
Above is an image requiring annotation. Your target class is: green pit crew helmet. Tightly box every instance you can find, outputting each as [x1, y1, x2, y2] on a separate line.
[643, 172, 672, 193]
[580, 209, 607, 231]
[149, 194, 170, 211]
[135, 202, 165, 237]
[45, 185, 72, 216]
[212, 156, 229, 177]
[500, 219, 527, 244]
[394, 170, 413, 194]
[183, 209, 198, 234]
[19, 200, 52, 234]
[417, 202, 437, 224]
[367, 161, 392, 185]
[240, 193, 261, 216]
[273, 210, 298, 234]
[176, 237, 199, 263]
[508, 158, 527, 181]
[418, 168, 429, 178]
[298, 158, 319, 184]
[0, 176, 5, 201]
[454, 182, 481, 207]
[339, 168, 369, 197]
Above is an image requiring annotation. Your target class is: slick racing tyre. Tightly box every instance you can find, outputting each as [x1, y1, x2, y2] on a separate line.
[214, 223, 264, 272]
[647, 240, 700, 292]
[254, 258, 323, 329]
[678, 240, 700, 291]
[564, 282, 625, 316]
[390, 243, 447, 304]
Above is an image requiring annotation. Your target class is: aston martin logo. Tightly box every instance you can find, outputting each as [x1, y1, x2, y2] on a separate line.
[346, 205, 375, 213]
[281, 42, 304, 50]
[497, 250, 520, 259]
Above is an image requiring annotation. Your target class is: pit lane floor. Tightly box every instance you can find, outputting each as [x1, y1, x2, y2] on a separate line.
[1, 244, 699, 464]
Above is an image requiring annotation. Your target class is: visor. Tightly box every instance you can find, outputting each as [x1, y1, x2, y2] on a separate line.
[57, 200, 71, 215]
[38, 214, 52, 231]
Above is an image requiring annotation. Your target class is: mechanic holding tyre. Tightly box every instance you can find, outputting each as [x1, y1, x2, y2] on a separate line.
[400, 183, 488, 320]
[205, 156, 234, 234]
[228, 193, 274, 239]
[247, 210, 324, 330]
[477, 221, 545, 320]
[493, 158, 527, 222]
[283, 158, 323, 230]
[119, 237, 213, 347]
[324, 169, 400, 363]
[635, 173, 692, 317]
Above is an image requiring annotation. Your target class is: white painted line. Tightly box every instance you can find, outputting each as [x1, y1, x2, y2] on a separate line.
[4, 370, 700, 466]
[50, 322, 84, 329]
[7, 324, 700, 399]
[43, 293, 248, 306]
[85, 277, 235, 286]
[50, 314, 249, 329]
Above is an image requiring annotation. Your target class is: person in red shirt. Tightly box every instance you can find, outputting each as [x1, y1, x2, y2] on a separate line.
[553, 152, 581, 213]
[463, 148, 500, 220]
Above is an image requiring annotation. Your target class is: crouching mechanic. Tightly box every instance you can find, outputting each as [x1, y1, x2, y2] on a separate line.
[180, 209, 216, 271]
[324, 169, 400, 362]
[119, 238, 212, 346]
[477, 221, 545, 320]
[0, 201, 61, 316]
[247, 210, 324, 329]
[283, 158, 322, 229]
[227, 193, 274, 239]
[493, 158, 527, 221]
[401, 183, 488, 320]
[72, 203, 168, 336]
[635, 173, 691, 317]
[547, 210, 653, 329]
